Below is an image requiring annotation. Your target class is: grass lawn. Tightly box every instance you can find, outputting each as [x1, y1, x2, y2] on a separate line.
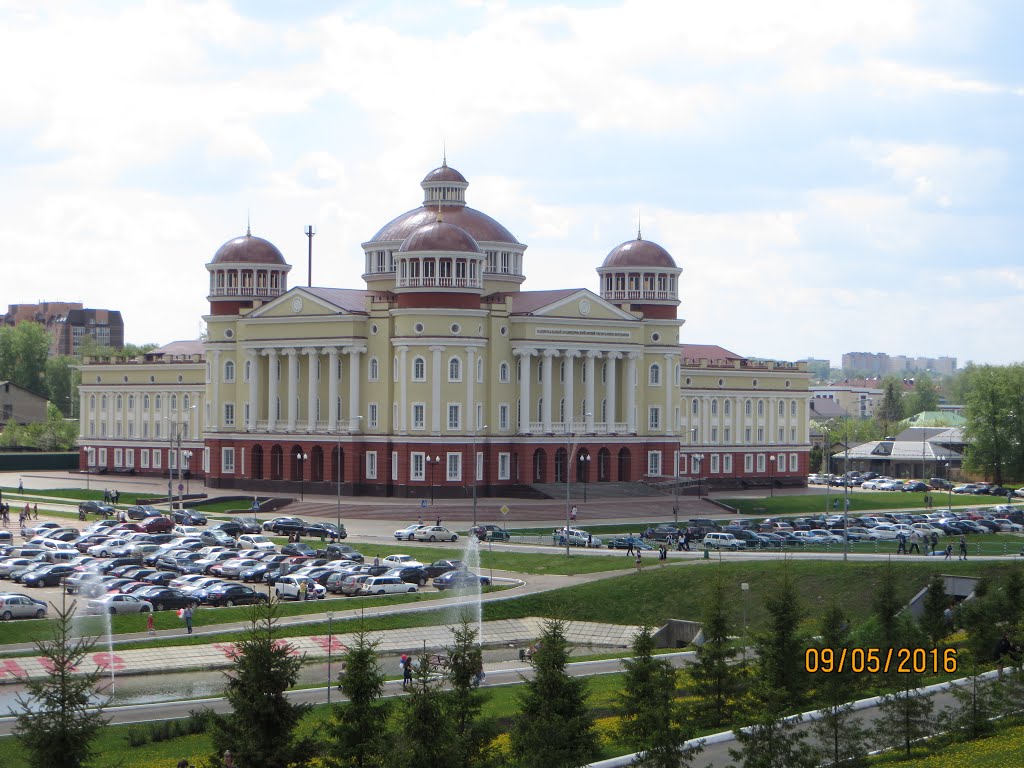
[869, 724, 1024, 766]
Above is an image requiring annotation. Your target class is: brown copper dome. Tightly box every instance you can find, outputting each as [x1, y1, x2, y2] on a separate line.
[399, 221, 482, 253]
[372, 206, 519, 245]
[211, 234, 287, 265]
[601, 238, 677, 269]
[422, 164, 467, 184]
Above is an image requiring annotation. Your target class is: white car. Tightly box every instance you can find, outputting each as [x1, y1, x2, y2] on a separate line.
[993, 519, 1024, 532]
[236, 534, 277, 552]
[411, 526, 458, 543]
[869, 524, 902, 540]
[217, 558, 261, 578]
[359, 575, 418, 596]
[394, 524, 428, 541]
[382, 554, 424, 568]
[88, 539, 128, 557]
[807, 529, 843, 544]
[86, 593, 153, 615]
[275, 575, 326, 600]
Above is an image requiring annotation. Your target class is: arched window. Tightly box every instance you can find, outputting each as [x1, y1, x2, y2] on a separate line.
[155, 394, 161, 410]
[183, 395, 190, 410]
[369, 358, 379, 381]
[448, 357, 462, 382]
[649, 363, 661, 385]
[128, 395, 134, 410]
[90, 395, 96, 409]
[724, 400, 731, 416]
[224, 360, 235, 382]
[116, 395, 122, 410]
[757, 400, 764, 417]
[778, 401, 785, 416]
[691, 398, 698, 415]
[170, 394, 177, 411]
[393, 356, 399, 382]
[559, 398, 565, 422]
[559, 360, 565, 382]
[499, 362, 510, 383]
[791, 401, 797, 417]
[244, 359, 251, 382]
[745, 399, 752, 416]
[711, 399, 718, 416]
[477, 357, 484, 383]
[143, 394, 149, 409]
[413, 357, 426, 381]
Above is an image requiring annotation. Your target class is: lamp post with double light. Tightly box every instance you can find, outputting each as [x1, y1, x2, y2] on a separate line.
[296, 451, 308, 501]
[945, 461, 952, 512]
[164, 409, 195, 511]
[564, 413, 592, 556]
[426, 455, 441, 505]
[578, 453, 591, 503]
[181, 450, 193, 497]
[769, 453, 777, 498]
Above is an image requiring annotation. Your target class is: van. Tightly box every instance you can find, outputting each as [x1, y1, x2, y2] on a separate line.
[552, 528, 603, 548]
[703, 532, 743, 550]
[359, 576, 417, 596]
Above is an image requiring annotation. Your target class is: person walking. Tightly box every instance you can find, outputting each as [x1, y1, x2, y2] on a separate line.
[146, 612, 155, 635]
[401, 654, 413, 689]
[931, 531, 939, 555]
[570, 505, 577, 523]
[908, 531, 920, 555]
[634, 550, 642, 573]
[944, 543, 954, 560]
[959, 534, 968, 560]
[32, 503, 38, 520]
[625, 536, 634, 556]
[896, 532, 907, 555]
[182, 604, 194, 634]
[17, 478, 23, 494]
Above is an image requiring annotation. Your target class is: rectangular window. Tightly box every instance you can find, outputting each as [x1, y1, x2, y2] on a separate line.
[498, 452, 511, 480]
[757, 427, 764, 443]
[711, 454, 720, 473]
[499, 404, 509, 430]
[710, 426, 718, 443]
[222, 447, 235, 473]
[410, 452, 425, 481]
[475, 451, 483, 482]
[140, 450, 149, 468]
[369, 402, 379, 429]
[114, 448, 123, 468]
[744, 454, 753, 473]
[98, 447, 107, 467]
[126, 449, 135, 468]
[724, 455, 733, 473]
[647, 451, 662, 477]
[152, 449, 160, 469]
[446, 452, 462, 481]
[778, 427, 784, 442]
[790, 427, 796, 443]
[724, 427, 731, 444]
[447, 403, 461, 431]
[224, 403, 235, 427]
[412, 403, 425, 430]
[366, 451, 378, 480]
[648, 406, 660, 430]
[391, 451, 399, 481]
[756, 454, 766, 472]
[789, 452, 798, 472]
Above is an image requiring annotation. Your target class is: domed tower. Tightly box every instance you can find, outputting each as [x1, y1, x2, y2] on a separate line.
[362, 160, 527, 298]
[391, 212, 487, 309]
[206, 229, 292, 316]
[597, 230, 681, 319]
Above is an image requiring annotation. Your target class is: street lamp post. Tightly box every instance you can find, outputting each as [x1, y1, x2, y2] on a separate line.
[471, 424, 488, 529]
[945, 462, 952, 512]
[296, 451, 308, 501]
[181, 450, 193, 497]
[427, 455, 441, 505]
[326, 610, 334, 704]
[769, 454, 776, 498]
[578, 454, 591, 503]
[564, 414, 592, 556]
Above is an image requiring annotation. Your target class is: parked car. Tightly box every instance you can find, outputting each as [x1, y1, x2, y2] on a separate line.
[172, 509, 208, 526]
[318, 543, 364, 562]
[275, 575, 326, 600]
[236, 534, 277, 552]
[552, 528, 602, 548]
[952, 484, 979, 494]
[135, 588, 197, 612]
[422, 559, 467, 578]
[394, 524, 428, 541]
[334, 573, 372, 596]
[0, 593, 48, 620]
[22, 564, 77, 587]
[263, 517, 306, 536]
[469, 524, 510, 542]
[902, 481, 930, 492]
[359, 576, 417, 596]
[303, 522, 347, 539]
[411, 526, 458, 543]
[382, 554, 423, 568]
[432, 570, 491, 590]
[216, 558, 262, 579]
[388, 566, 431, 586]
[78, 500, 115, 517]
[203, 583, 270, 607]
[86, 593, 153, 615]
[200, 530, 238, 549]
[281, 542, 316, 557]
[702, 532, 742, 550]
[605, 536, 653, 550]
[126, 505, 164, 520]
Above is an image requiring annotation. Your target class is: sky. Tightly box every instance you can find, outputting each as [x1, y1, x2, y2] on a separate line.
[2, 0, 1022, 369]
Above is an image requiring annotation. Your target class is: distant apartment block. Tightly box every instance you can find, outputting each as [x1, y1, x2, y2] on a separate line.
[3, 302, 124, 356]
[841, 351, 956, 377]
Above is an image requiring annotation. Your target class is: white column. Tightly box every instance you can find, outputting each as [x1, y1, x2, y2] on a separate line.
[585, 351, 598, 430]
[327, 347, 339, 431]
[467, 346, 478, 432]
[192, 392, 201, 439]
[626, 352, 639, 433]
[606, 352, 620, 427]
[210, 349, 220, 432]
[265, 349, 279, 432]
[134, 390, 142, 440]
[541, 348, 556, 433]
[247, 350, 259, 431]
[515, 349, 534, 434]
[304, 347, 318, 432]
[397, 345, 409, 434]
[285, 348, 298, 432]
[664, 353, 675, 435]
[347, 346, 365, 431]
[563, 350, 579, 426]
[430, 346, 444, 434]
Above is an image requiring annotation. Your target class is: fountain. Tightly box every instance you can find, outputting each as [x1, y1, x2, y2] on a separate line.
[446, 534, 484, 647]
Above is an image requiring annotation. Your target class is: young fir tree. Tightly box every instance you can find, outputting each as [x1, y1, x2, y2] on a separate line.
[510, 618, 599, 768]
[937, 669, 1000, 742]
[1002, 567, 1023, 633]
[618, 625, 703, 768]
[810, 602, 870, 768]
[393, 653, 455, 768]
[872, 563, 902, 652]
[873, 675, 934, 758]
[445, 616, 497, 768]
[687, 570, 742, 728]
[209, 598, 313, 768]
[754, 566, 808, 705]
[920, 575, 950, 646]
[728, 687, 817, 768]
[13, 597, 111, 768]
[326, 626, 390, 768]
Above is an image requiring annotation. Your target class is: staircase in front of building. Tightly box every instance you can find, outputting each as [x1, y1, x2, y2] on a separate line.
[528, 481, 679, 499]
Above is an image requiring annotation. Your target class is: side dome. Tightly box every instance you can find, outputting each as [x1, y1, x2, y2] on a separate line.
[212, 234, 287, 265]
[399, 221, 482, 253]
[601, 237, 677, 269]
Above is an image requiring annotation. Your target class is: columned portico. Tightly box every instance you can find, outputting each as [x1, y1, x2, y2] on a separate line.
[563, 349, 579, 426]
[585, 351, 598, 430]
[327, 347, 339, 431]
[396, 345, 409, 434]
[246, 350, 258, 431]
[345, 345, 365, 431]
[514, 348, 536, 435]
[606, 352, 620, 426]
[430, 346, 444, 434]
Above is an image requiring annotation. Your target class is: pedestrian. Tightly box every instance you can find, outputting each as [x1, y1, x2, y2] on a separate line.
[682, 531, 691, 551]
[844, 497, 850, 512]
[373, 555, 380, 567]
[659, 543, 667, 562]
[959, 534, 968, 560]
[299, 580, 308, 601]
[634, 551, 642, 572]
[23, 502, 30, 522]
[570, 505, 577, 523]
[909, 531, 920, 555]
[625, 536, 634, 556]
[587, 532, 592, 547]
[114, 489, 120, 505]
[182, 604, 193, 634]
[401, 654, 413, 689]
[931, 531, 939, 555]
[436, 516, 441, 527]
[896, 532, 906, 555]
[147, 611, 155, 635]
[944, 543, 953, 560]
[32, 503, 38, 520]
[17, 478, 23, 494]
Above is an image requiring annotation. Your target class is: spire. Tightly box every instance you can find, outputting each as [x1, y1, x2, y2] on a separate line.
[637, 209, 642, 240]
[247, 209, 251, 237]
[442, 140, 447, 168]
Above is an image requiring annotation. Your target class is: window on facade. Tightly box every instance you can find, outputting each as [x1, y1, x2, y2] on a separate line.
[724, 427, 731, 443]
[724, 400, 731, 416]
[154, 394, 161, 410]
[222, 448, 235, 474]
[410, 452, 425, 481]
[757, 427, 764, 442]
[757, 454, 766, 472]
[366, 451, 378, 479]
[412, 404, 425, 430]
[758, 400, 764, 417]
[745, 427, 752, 442]
[601, 362, 607, 383]
[778, 427, 785, 442]
[128, 395, 134, 410]
[225, 361, 235, 382]
[711, 427, 718, 443]
[724, 455, 733, 473]
[369, 358, 379, 381]
[711, 399, 718, 416]
[391, 451, 398, 481]
[114, 423, 121, 438]
[778, 400, 784, 416]
[498, 452, 510, 480]
[477, 357, 483, 383]
[224, 403, 234, 427]
[153, 450, 161, 469]
[449, 357, 461, 381]
[647, 451, 662, 476]
[744, 400, 751, 416]
[170, 394, 177, 411]
[499, 362, 509, 383]
[116, 395, 122, 410]
[744, 454, 753, 472]
[711, 454, 720, 473]
[649, 363, 660, 385]
[791, 401, 797, 417]
[369, 403, 378, 429]
[413, 357, 426, 381]
[789, 453, 798, 472]
[447, 453, 462, 481]
[244, 359, 251, 382]
[791, 427, 796, 442]
[649, 406, 661, 430]
[499, 404, 509, 430]
[447, 403, 461, 430]
[691, 398, 698, 415]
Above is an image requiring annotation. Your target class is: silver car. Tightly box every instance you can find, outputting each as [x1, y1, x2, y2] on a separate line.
[0, 593, 48, 620]
[86, 593, 154, 615]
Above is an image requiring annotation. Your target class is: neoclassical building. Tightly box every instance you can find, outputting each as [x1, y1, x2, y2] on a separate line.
[76, 161, 810, 497]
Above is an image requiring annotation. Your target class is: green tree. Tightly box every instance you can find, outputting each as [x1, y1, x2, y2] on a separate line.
[209, 598, 313, 768]
[902, 373, 940, 417]
[873, 678, 934, 758]
[960, 364, 1024, 484]
[729, 691, 817, 768]
[810, 603, 869, 768]
[619, 625, 702, 768]
[445, 616, 497, 768]
[325, 627, 390, 768]
[872, 563, 902, 651]
[754, 567, 808, 706]
[1004, 567, 1024, 634]
[392, 653, 454, 768]
[876, 377, 905, 437]
[958, 577, 1002, 669]
[45, 355, 78, 417]
[0, 321, 51, 394]
[920, 575, 950, 645]
[510, 618, 599, 768]
[12, 598, 110, 768]
[688, 571, 742, 728]
[938, 671, 1000, 742]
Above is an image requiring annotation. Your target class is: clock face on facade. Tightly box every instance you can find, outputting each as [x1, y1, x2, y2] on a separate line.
[291, 297, 303, 313]
[579, 299, 591, 315]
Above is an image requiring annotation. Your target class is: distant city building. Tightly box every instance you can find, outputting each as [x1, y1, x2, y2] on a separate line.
[3, 302, 124, 357]
[801, 357, 831, 380]
[840, 351, 956, 377]
[0, 381, 49, 427]
[810, 379, 885, 418]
